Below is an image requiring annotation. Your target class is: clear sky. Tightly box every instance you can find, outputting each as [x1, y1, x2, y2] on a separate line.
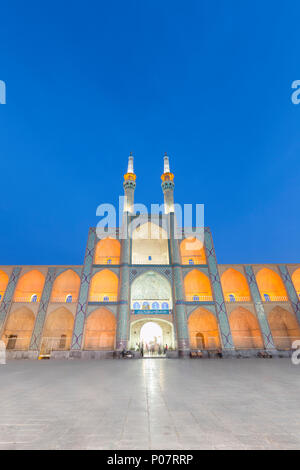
[0, 0, 299, 265]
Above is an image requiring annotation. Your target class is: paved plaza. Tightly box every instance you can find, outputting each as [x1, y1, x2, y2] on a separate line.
[0, 358, 299, 450]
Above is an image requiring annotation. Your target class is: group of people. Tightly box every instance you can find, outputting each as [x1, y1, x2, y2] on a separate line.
[138, 342, 168, 357]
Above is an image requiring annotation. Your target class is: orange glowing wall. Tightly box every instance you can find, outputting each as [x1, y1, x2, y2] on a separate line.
[188, 307, 220, 349]
[184, 269, 212, 301]
[94, 237, 121, 265]
[89, 269, 119, 302]
[1, 307, 35, 350]
[0, 270, 9, 299]
[292, 268, 300, 297]
[50, 269, 80, 302]
[268, 306, 300, 350]
[84, 308, 116, 350]
[180, 237, 206, 265]
[229, 307, 263, 349]
[14, 270, 45, 302]
[256, 268, 287, 301]
[221, 268, 251, 301]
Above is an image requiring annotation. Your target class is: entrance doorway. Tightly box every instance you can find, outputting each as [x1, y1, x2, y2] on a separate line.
[140, 322, 165, 357]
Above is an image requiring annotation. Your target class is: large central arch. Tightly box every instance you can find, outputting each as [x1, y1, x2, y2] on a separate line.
[129, 318, 175, 351]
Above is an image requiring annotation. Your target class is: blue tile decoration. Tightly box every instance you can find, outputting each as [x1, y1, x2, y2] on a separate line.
[204, 228, 234, 349]
[278, 265, 300, 324]
[30, 267, 56, 351]
[71, 228, 97, 350]
[244, 265, 275, 349]
[0, 267, 21, 333]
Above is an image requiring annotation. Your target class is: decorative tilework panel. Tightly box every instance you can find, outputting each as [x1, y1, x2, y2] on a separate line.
[0, 267, 21, 334]
[278, 265, 300, 325]
[30, 267, 56, 350]
[71, 228, 97, 350]
[204, 228, 234, 349]
[244, 265, 275, 349]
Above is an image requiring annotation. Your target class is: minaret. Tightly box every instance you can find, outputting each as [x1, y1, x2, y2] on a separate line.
[123, 152, 136, 213]
[161, 153, 175, 214]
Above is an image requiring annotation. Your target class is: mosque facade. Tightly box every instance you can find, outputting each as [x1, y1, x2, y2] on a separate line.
[1, 155, 300, 359]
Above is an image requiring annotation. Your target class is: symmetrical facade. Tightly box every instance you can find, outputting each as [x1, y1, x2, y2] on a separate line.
[1, 155, 300, 359]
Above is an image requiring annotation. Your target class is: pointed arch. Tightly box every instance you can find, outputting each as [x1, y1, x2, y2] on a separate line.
[89, 269, 119, 302]
[256, 268, 287, 302]
[50, 269, 80, 303]
[188, 307, 220, 349]
[132, 222, 169, 264]
[1, 307, 35, 350]
[0, 270, 9, 300]
[14, 270, 45, 302]
[229, 307, 264, 349]
[94, 237, 121, 265]
[221, 268, 250, 302]
[84, 308, 116, 350]
[130, 271, 172, 309]
[184, 269, 212, 301]
[292, 268, 300, 299]
[180, 237, 206, 265]
[41, 307, 74, 353]
[268, 306, 300, 350]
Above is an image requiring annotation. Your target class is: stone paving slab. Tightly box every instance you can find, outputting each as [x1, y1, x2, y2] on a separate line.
[0, 358, 299, 449]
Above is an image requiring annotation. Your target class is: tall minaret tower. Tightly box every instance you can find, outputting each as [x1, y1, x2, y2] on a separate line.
[123, 152, 136, 213]
[161, 153, 175, 214]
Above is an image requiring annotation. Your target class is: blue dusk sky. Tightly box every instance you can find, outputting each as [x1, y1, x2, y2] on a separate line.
[0, 0, 299, 265]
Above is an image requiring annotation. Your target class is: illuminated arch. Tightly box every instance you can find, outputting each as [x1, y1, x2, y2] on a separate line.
[229, 307, 264, 349]
[292, 268, 300, 299]
[130, 271, 172, 309]
[94, 237, 121, 265]
[0, 270, 9, 300]
[1, 307, 35, 350]
[180, 237, 206, 265]
[184, 269, 212, 301]
[41, 307, 74, 353]
[50, 269, 80, 303]
[84, 308, 116, 350]
[256, 268, 287, 302]
[132, 222, 169, 264]
[89, 269, 119, 302]
[221, 268, 250, 302]
[14, 270, 45, 302]
[268, 306, 300, 350]
[188, 308, 220, 349]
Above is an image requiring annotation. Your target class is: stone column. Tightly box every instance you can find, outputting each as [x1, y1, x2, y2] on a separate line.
[204, 228, 234, 352]
[278, 265, 300, 325]
[71, 227, 96, 354]
[170, 214, 190, 355]
[244, 265, 276, 350]
[116, 213, 131, 350]
[29, 267, 56, 353]
[0, 267, 21, 335]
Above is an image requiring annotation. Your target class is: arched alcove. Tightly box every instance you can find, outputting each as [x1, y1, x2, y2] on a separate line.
[130, 271, 172, 310]
[89, 269, 119, 302]
[94, 237, 121, 265]
[1, 307, 35, 350]
[256, 268, 287, 302]
[84, 308, 116, 350]
[268, 306, 300, 350]
[292, 268, 300, 299]
[0, 270, 9, 301]
[221, 268, 250, 302]
[188, 307, 220, 349]
[184, 269, 212, 301]
[41, 307, 74, 353]
[229, 307, 264, 349]
[50, 270, 80, 303]
[132, 222, 169, 265]
[14, 270, 45, 303]
[180, 237, 206, 265]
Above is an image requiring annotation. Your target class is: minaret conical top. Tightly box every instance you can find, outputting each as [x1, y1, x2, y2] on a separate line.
[127, 152, 134, 174]
[163, 152, 170, 173]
